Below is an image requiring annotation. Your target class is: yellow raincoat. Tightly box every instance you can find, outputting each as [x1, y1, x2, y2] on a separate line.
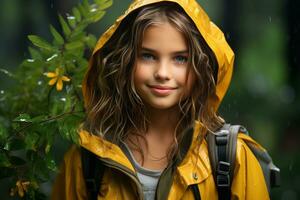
[51, 0, 270, 199]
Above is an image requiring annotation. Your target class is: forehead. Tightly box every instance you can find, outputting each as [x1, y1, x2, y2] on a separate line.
[141, 22, 187, 52]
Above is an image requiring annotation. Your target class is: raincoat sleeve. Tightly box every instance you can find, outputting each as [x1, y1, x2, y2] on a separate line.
[231, 136, 270, 200]
[51, 145, 88, 200]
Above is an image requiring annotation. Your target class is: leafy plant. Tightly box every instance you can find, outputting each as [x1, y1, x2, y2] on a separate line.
[0, 0, 112, 198]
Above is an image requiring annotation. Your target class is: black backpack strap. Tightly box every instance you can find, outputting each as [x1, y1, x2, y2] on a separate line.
[81, 147, 105, 200]
[207, 124, 242, 200]
[190, 184, 201, 200]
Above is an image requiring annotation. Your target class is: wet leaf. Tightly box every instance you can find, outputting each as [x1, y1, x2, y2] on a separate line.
[28, 47, 43, 60]
[95, 0, 113, 10]
[0, 152, 11, 167]
[0, 123, 8, 141]
[72, 7, 82, 22]
[31, 115, 47, 123]
[59, 14, 71, 37]
[67, 15, 77, 28]
[28, 35, 55, 51]
[13, 113, 32, 123]
[25, 132, 40, 150]
[88, 10, 105, 23]
[65, 41, 84, 50]
[84, 34, 97, 48]
[50, 25, 64, 45]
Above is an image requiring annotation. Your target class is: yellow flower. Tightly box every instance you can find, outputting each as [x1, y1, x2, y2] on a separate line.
[45, 68, 70, 91]
[10, 180, 30, 197]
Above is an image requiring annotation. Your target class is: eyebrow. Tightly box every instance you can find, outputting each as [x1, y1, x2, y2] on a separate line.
[140, 47, 188, 54]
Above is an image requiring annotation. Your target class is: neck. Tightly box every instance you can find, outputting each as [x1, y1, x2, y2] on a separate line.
[145, 105, 181, 137]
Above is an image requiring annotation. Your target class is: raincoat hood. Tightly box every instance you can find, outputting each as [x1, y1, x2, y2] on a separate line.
[82, 0, 234, 110]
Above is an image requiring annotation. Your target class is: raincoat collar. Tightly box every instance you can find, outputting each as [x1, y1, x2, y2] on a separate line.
[79, 121, 212, 186]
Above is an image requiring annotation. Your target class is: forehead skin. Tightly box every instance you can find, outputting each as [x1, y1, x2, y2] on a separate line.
[141, 22, 188, 55]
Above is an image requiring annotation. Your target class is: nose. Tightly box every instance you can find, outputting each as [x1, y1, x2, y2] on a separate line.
[154, 60, 171, 81]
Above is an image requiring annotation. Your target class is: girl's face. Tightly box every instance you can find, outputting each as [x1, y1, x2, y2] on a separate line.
[134, 22, 195, 111]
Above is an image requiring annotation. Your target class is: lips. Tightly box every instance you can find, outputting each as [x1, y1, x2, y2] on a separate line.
[148, 85, 176, 96]
[149, 85, 175, 90]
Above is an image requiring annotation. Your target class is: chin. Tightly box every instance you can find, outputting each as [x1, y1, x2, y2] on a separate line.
[147, 101, 178, 110]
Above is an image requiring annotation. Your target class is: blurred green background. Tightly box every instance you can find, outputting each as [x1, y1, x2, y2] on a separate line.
[0, 0, 299, 199]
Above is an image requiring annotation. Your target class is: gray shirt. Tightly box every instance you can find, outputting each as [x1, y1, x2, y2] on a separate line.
[121, 142, 162, 200]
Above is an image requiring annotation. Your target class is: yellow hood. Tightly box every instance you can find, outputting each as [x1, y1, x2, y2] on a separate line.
[83, 0, 234, 110]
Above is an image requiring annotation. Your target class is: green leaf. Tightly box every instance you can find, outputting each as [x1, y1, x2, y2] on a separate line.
[65, 41, 84, 50]
[69, 31, 86, 41]
[72, 7, 82, 22]
[84, 34, 97, 48]
[28, 47, 43, 60]
[45, 154, 57, 171]
[95, 0, 113, 10]
[25, 132, 40, 150]
[28, 35, 55, 51]
[89, 10, 105, 23]
[67, 15, 77, 28]
[0, 123, 8, 141]
[13, 113, 32, 123]
[50, 25, 64, 45]
[0, 152, 11, 167]
[58, 115, 82, 143]
[78, 4, 88, 18]
[31, 115, 47, 123]
[59, 14, 72, 37]
[82, 0, 90, 10]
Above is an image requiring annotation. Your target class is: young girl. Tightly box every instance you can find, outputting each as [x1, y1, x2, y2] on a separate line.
[51, 0, 270, 199]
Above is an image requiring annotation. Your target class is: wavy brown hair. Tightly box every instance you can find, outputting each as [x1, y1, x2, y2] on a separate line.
[83, 2, 224, 161]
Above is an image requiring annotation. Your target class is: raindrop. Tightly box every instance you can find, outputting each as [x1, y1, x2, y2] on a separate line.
[46, 54, 58, 62]
[67, 16, 76, 20]
[90, 8, 97, 12]
[27, 59, 35, 62]
[60, 98, 66, 102]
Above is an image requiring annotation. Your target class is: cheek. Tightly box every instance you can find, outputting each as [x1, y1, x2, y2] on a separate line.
[133, 63, 148, 86]
[176, 67, 195, 85]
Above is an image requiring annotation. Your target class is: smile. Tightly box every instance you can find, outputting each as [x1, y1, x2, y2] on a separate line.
[148, 85, 177, 96]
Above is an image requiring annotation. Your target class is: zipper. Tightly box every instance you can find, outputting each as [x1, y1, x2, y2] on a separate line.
[100, 158, 144, 200]
[154, 127, 195, 200]
[154, 163, 173, 200]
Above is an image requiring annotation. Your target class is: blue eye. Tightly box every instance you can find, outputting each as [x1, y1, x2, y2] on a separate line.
[141, 53, 155, 61]
[174, 55, 188, 64]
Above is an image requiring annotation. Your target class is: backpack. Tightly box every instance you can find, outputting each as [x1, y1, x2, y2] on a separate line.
[207, 124, 280, 200]
[81, 124, 280, 200]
